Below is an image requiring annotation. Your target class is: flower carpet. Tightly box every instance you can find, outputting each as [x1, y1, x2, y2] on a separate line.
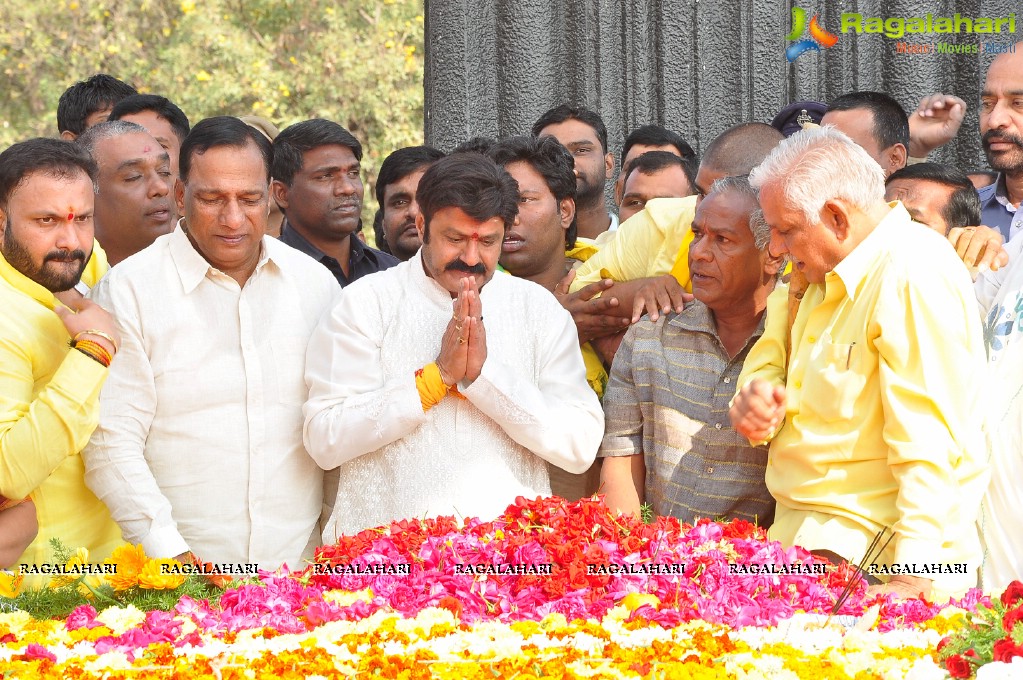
[0, 496, 1019, 679]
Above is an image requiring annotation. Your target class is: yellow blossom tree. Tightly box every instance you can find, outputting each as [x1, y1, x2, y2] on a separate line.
[0, 0, 424, 230]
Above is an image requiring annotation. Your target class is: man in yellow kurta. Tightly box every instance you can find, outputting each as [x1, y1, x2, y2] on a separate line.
[0, 138, 122, 574]
[730, 126, 988, 600]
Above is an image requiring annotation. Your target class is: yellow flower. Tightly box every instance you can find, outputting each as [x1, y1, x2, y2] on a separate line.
[621, 592, 660, 612]
[195, 70, 212, 82]
[48, 547, 103, 598]
[0, 570, 24, 598]
[48, 547, 89, 589]
[105, 544, 148, 591]
[180, 0, 195, 13]
[138, 559, 185, 590]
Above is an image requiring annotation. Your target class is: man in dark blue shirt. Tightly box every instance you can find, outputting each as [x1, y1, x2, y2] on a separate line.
[978, 46, 1023, 242]
[272, 119, 397, 287]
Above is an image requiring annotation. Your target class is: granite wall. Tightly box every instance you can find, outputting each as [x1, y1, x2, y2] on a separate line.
[424, 0, 1019, 171]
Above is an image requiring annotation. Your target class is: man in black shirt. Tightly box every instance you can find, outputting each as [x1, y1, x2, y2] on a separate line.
[273, 119, 397, 286]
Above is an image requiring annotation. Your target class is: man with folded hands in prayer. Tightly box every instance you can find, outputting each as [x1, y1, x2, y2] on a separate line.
[304, 152, 604, 541]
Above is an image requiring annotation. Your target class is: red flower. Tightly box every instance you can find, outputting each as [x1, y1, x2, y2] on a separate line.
[721, 519, 759, 540]
[945, 654, 973, 678]
[1003, 605, 1023, 633]
[621, 534, 643, 554]
[436, 596, 462, 619]
[1002, 581, 1023, 608]
[993, 638, 1023, 663]
[566, 563, 591, 591]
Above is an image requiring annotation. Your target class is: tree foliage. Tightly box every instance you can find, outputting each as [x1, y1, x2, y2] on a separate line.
[0, 0, 424, 221]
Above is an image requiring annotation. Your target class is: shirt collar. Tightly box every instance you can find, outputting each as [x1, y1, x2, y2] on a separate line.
[409, 249, 459, 308]
[170, 220, 272, 293]
[280, 220, 364, 265]
[829, 201, 907, 302]
[670, 298, 768, 342]
[0, 250, 58, 310]
[993, 173, 1017, 211]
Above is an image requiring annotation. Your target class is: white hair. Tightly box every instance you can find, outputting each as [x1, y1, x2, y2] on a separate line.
[708, 175, 771, 250]
[748, 125, 885, 223]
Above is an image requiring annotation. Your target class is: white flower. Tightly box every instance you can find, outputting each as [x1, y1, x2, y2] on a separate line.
[96, 605, 146, 636]
[977, 657, 1023, 680]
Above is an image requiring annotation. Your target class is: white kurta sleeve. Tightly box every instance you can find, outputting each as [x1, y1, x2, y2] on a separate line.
[975, 231, 1023, 316]
[459, 303, 604, 474]
[82, 277, 189, 559]
[303, 289, 428, 469]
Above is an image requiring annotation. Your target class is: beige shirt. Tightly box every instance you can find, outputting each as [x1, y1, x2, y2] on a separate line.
[83, 226, 340, 570]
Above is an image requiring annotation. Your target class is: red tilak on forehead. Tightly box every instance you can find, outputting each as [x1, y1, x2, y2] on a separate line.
[67, 212, 74, 222]
[471, 232, 479, 241]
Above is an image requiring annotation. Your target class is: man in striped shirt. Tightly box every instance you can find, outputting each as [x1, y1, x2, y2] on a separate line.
[598, 176, 782, 526]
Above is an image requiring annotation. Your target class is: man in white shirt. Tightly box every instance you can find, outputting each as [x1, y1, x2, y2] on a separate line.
[83, 117, 340, 571]
[304, 153, 604, 541]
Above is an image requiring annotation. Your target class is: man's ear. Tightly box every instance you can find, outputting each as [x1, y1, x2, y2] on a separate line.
[270, 179, 289, 211]
[886, 144, 908, 177]
[821, 199, 852, 241]
[559, 197, 576, 231]
[415, 212, 426, 241]
[604, 152, 615, 181]
[174, 179, 185, 218]
[59, 130, 77, 141]
[0, 207, 6, 239]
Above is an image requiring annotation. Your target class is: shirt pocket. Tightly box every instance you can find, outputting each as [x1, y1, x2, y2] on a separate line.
[806, 340, 867, 423]
[272, 336, 309, 405]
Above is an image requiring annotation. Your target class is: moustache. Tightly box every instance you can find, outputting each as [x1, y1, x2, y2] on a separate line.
[444, 259, 486, 274]
[44, 249, 86, 264]
[982, 130, 1023, 148]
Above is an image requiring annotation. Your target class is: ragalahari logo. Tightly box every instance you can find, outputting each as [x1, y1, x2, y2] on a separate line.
[786, 7, 839, 62]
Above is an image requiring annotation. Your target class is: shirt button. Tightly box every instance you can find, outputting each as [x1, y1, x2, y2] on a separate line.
[714, 423, 722, 430]
[808, 336, 815, 343]
[795, 381, 802, 389]
[706, 466, 714, 474]
[723, 377, 731, 384]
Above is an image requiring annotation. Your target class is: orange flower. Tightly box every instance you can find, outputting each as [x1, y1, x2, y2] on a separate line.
[105, 544, 148, 591]
[137, 558, 185, 590]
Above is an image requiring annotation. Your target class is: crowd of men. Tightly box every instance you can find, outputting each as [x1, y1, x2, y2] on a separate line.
[2, 45, 1022, 599]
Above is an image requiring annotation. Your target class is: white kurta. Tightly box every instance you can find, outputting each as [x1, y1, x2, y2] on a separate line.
[976, 231, 1023, 591]
[83, 226, 340, 570]
[304, 252, 604, 542]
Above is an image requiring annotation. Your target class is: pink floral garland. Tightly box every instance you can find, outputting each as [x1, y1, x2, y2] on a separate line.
[55, 495, 986, 658]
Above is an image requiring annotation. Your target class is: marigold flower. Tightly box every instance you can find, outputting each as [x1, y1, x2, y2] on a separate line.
[138, 559, 186, 590]
[105, 543, 148, 591]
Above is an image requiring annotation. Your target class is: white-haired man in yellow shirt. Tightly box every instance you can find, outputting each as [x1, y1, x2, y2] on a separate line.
[730, 126, 988, 600]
